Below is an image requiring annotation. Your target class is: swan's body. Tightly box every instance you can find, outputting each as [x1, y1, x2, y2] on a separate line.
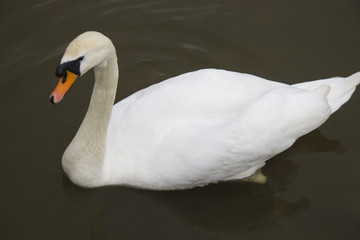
[50, 32, 360, 190]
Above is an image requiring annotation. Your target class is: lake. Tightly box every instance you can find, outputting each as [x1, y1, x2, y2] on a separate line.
[1, 0, 360, 239]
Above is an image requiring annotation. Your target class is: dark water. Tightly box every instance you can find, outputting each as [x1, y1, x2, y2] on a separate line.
[1, 0, 360, 239]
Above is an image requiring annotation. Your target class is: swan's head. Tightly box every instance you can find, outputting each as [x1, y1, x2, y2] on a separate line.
[50, 31, 115, 104]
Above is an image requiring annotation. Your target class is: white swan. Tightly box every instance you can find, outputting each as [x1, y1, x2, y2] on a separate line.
[50, 31, 360, 190]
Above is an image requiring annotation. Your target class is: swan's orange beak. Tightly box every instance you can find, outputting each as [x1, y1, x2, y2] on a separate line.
[50, 70, 79, 104]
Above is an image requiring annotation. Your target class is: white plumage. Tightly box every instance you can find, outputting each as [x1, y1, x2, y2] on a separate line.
[50, 32, 360, 190]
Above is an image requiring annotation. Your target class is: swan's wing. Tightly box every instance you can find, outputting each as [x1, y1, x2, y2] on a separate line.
[106, 69, 336, 189]
[108, 69, 286, 158]
[106, 69, 288, 187]
[112, 69, 286, 122]
[136, 86, 332, 190]
[107, 69, 284, 154]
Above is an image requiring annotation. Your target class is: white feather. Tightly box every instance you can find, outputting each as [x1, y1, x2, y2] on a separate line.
[54, 32, 359, 190]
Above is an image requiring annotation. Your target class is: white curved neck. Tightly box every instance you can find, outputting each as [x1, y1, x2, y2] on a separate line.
[62, 52, 118, 187]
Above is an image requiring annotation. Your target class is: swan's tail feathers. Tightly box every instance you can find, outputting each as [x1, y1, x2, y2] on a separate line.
[294, 72, 360, 113]
[346, 71, 360, 85]
[327, 72, 360, 113]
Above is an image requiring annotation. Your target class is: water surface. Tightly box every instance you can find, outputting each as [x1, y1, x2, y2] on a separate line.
[1, 0, 360, 239]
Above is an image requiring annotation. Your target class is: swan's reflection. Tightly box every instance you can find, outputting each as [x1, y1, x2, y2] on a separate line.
[62, 181, 107, 240]
[62, 129, 342, 239]
[264, 129, 343, 192]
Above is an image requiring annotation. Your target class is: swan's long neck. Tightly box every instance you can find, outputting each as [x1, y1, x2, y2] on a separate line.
[62, 52, 118, 187]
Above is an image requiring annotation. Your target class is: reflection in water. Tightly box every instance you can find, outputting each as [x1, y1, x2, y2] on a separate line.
[285, 129, 344, 155]
[63, 178, 309, 240]
[62, 129, 340, 239]
[264, 130, 343, 192]
[1, 0, 359, 239]
[62, 179, 108, 240]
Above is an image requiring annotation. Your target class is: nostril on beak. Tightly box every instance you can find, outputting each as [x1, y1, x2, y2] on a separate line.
[50, 95, 56, 104]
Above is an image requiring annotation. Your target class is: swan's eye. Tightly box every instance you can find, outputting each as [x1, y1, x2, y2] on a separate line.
[55, 56, 84, 79]
[62, 71, 68, 84]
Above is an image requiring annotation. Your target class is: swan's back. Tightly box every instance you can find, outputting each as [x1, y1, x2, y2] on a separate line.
[104, 69, 334, 189]
[104, 69, 287, 186]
